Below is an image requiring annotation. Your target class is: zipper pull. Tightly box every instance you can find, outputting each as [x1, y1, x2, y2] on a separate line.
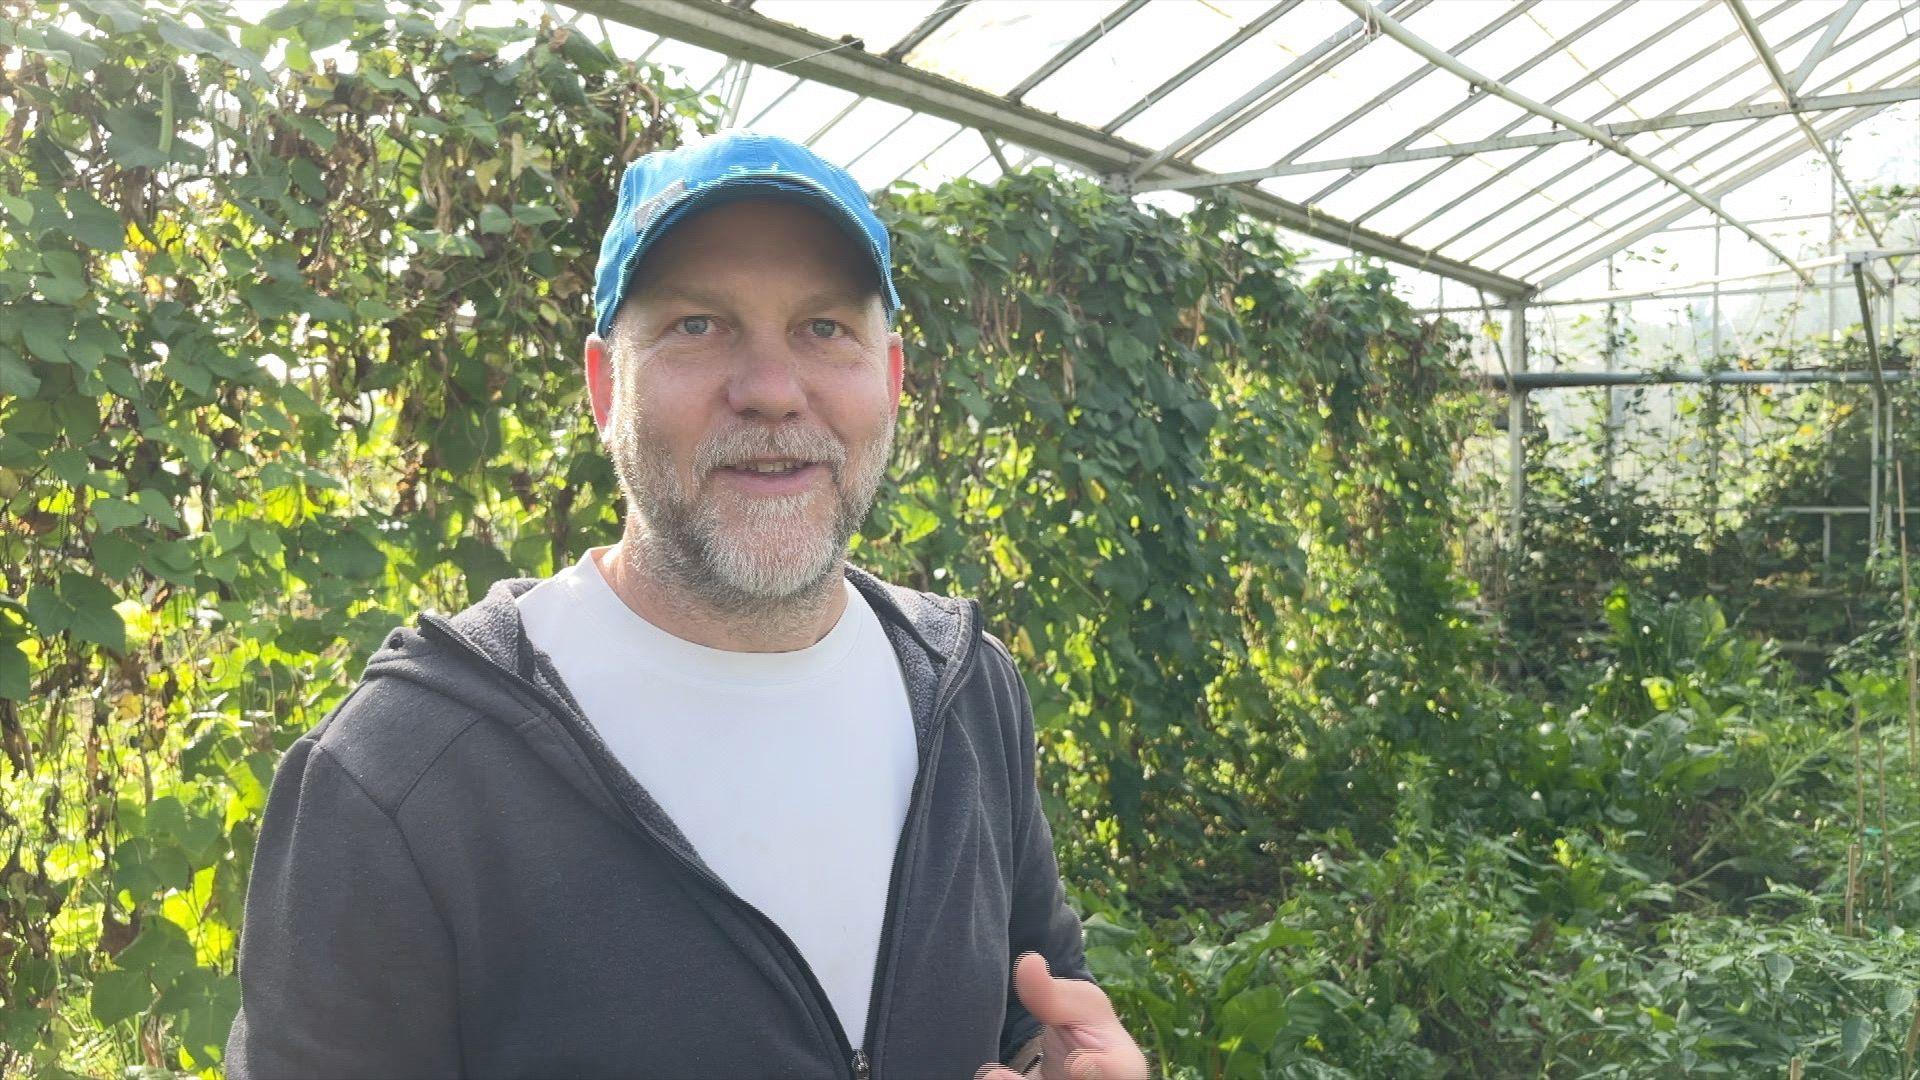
[851, 1049, 870, 1080]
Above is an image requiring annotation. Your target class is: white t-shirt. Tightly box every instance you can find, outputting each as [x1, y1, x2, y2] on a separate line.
[513, 547, 917, 1049]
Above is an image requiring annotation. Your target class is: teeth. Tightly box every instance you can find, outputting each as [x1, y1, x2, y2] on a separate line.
[740, 461, 802, 474]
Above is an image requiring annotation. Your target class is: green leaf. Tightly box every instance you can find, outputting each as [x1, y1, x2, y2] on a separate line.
[477, 204, 513, 234]
[1887, 986, 1915, 1019]
[92, 531, 142, 578]
[89, 496, 145, 532]
[1764, 951, 1793, 991]
[1842, 1014, 1871, 1066]
[511, 203, 562, 226]
[88, 968, 150, 1026]
[59, 571, 126, 653]
[113, 918, 196, 988]
[63, 191, 124, 251]
[0, 639, 28, 700]
[18, 307, 72, 363]
[36, 250, 87, 304]
[0, 350, 41, 397]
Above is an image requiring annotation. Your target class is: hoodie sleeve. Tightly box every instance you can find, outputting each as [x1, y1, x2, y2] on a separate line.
[987, 634, 1095, 1065]
[226, 732, 462, 1079]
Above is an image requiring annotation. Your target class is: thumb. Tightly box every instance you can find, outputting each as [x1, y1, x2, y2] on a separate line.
[1012, 950, 1114, 1028]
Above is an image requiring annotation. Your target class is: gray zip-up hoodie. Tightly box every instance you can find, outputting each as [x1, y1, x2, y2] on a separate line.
[224, 564, 1093, 1079]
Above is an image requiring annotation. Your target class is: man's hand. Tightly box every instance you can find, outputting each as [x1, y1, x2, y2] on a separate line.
[975, 951, 1150, 1080]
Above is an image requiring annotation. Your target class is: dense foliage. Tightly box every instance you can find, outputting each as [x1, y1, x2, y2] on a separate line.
[5, 3, 1920, 1078]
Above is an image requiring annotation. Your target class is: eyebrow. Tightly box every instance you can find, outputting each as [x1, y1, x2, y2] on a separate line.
[637, 284, 875, 314]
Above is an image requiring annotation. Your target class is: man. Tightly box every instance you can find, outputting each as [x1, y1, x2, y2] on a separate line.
[226, 130, 1149, 1080]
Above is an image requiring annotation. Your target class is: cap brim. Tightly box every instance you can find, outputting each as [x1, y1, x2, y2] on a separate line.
[601, 175, 899, 336]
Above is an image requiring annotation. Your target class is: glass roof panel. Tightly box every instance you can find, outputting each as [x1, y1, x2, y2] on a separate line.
[562, 0, 1920, 298]
[1108, 2, 1355, 152]
[1021, 0, 1257, 129]
[741, 77, 860, 139]
[749, 0, 944, 49]
[902, 1, 1133, 97]
[808, 97, 915, 164]
[1192, 29, 1430, 175]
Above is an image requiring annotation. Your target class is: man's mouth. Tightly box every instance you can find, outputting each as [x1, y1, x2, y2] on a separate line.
[712, 458, 831, 493]
[727, 459, 813, 476]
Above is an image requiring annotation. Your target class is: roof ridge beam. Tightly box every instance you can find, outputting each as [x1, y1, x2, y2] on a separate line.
[1136, 82, 1920, 191]
[1334, 0, 1813, 285]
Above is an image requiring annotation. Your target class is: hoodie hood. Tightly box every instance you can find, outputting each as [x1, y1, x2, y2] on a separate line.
[352, 561, 981, 870]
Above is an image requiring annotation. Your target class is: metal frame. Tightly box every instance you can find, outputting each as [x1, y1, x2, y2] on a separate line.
[1725, 0, 1883, 246]
[1336, 0, 1812, 285]
[572, 0, 1532, 297]
[565, 0, 1919, 307]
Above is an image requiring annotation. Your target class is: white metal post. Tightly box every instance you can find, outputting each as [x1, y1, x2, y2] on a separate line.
[1508, 298, 1529, 548]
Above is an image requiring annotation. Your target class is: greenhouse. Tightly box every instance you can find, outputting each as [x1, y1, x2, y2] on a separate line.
[3, 0, 1920, 1075]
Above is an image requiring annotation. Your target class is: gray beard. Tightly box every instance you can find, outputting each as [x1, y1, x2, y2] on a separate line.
[604, 397, 894, 626]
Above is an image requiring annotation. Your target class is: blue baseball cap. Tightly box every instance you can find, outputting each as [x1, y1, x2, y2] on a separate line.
[592, 130, 901, 339]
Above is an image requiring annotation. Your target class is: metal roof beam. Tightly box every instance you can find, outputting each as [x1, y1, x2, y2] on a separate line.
[1531, 101, 1902, 291]
[1726, 0, 1884, 245]
[1126, 0, 1421, 182]
[572, 0, 1533, 297]
[1376, 0, 1724, 245]
[1137, 83, 1920, 194]
[1005, 0, 1148, 104]
[884, 0, 970, 62]
[1336, 0, 1813, 284]
[1481, 368, 1919, 390]
[1507, 27, 1920, 285]
[1457, 2, 1899, 271]
[1258, 0, 1538, 174]
[1304, 0, 1640, 209]
[1788, 0, 1864, 94]
[1100, 0, 1299, 135]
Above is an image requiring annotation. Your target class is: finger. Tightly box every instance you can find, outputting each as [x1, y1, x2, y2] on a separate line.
[1012, 951, 1120, 1027]
[1068, 1048, 1152, 1080]
[974, 1065, 1023, 1080]
[1065, 1049, 1103, 1080]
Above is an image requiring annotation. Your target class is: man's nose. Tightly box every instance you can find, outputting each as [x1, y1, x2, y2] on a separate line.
[725, 337, 807, 421]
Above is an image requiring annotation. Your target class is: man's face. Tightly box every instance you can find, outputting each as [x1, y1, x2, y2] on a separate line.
[586, 197, 904, 609]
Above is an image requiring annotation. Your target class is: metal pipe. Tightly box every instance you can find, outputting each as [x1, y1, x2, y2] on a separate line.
[1506, 299, 1528, 545]
[1477, 369, 1920, 390]
[1137, 84, 1920, 193]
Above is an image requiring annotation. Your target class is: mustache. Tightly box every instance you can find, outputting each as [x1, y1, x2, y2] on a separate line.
[695, 425, 848, 475]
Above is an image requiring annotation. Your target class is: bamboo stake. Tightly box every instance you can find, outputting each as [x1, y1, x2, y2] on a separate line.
[1899, 460, 1918, 776]
[1880, 727, 1893, 910]
[1846, 842, 1860, 935]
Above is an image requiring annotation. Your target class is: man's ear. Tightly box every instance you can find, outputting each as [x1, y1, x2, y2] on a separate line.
[585, 333, 614, 432]
[887, 331, 905, 414]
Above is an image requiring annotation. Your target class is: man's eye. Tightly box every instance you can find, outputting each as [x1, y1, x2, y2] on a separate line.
[677, 315, 713, 335]
[806, 319, 842, 339]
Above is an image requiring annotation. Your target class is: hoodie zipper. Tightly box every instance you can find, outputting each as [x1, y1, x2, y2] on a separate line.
[418, 598, 980, 1080]
[857, 598, 978, 1079]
